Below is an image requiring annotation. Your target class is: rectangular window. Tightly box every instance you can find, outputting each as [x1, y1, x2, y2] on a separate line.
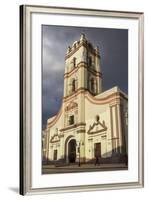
[69, 115, 74, 125]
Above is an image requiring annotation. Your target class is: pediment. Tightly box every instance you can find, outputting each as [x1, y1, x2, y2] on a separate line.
[65, 101, 78, 112]
[87, 115, 107, 135]
[50, 134, 60, 143]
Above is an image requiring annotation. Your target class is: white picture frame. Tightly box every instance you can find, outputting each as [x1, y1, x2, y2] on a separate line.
[20, 5, 144, 195]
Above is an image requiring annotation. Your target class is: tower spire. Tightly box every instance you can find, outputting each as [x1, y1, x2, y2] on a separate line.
[80, 33, 86, 41]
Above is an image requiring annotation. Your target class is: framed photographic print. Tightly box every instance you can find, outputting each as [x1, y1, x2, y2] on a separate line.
[20, 5, 144, 195]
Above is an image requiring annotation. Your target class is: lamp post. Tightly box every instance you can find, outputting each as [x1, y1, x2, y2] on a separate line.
[79, 142, 81, 167]
[77, 141, 81, 167]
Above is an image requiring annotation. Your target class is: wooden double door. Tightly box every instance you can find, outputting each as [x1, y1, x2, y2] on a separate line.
[68, 139, 76, 163]
[94, 143, 101, 157]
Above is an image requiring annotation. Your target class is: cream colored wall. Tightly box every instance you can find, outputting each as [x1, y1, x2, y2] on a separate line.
[85, 97, 112, 159]
[46, 90, 128, 161]
[47, 99, 82, 161]
[65, 45, 87, 73]
[46, 109, 64, 160]
[64, 46, 86, 97]
[121, 98, 128, 154]
[65, 41, 102, 96]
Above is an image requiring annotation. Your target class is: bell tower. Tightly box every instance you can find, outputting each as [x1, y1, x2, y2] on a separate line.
[64, 33, 102, 98]
[62, 34, 103, 163]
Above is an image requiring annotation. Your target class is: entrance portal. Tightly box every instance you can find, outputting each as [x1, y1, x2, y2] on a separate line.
[53, 149, 57, 160]
[94, 143, 101, 157]
[68, 139, 76, 163]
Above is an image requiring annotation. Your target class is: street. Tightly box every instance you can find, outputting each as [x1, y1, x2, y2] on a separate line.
[42, 163, 128, 174]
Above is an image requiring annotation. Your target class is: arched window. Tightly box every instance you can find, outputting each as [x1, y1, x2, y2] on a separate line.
[73, 57, 76, 67]
[70, 57, 76, 71]
[90, 78, 95, 93]
[72, 79, 76, 92]
[88, 56, 92, 67]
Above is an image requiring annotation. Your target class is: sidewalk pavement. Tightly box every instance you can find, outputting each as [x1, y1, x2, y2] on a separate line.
[42, 163, 128, 174]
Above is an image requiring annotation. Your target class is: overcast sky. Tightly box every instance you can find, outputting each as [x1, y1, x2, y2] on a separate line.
[42, 25, 128, 129]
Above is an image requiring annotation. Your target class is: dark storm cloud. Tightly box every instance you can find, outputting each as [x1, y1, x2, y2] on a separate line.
[42, 25, 128, 128]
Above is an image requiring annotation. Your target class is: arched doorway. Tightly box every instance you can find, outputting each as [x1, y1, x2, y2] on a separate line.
[68, 139, 76, 163]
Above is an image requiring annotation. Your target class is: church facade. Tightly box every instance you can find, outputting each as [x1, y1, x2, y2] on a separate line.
[42, 34, 128, 164]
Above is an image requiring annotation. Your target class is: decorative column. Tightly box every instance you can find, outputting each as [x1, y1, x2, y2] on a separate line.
[110, 105, 119, 153]
[59, 135, 64, 160]
[45, 129, 50, 161]
[95, 46, 102, 94]
[116, 104, 123, 153]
